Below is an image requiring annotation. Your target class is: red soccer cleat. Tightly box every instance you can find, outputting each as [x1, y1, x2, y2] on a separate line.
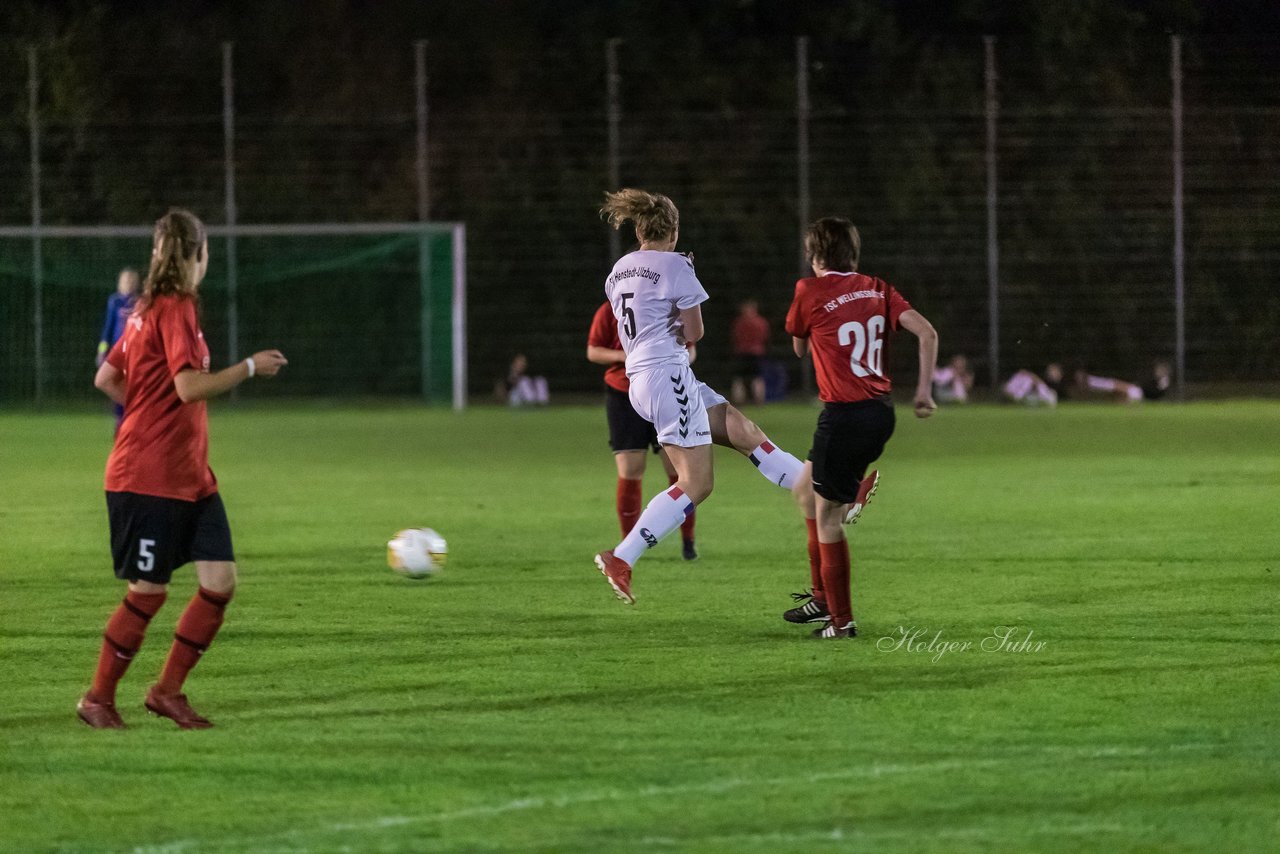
[77, 694, 126, 729]
[144, 686, 214, 729]
[594, 550, 635, 604]
[843, 469, 880, 526]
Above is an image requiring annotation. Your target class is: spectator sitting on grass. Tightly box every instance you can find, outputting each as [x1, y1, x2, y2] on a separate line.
[500, 353, 549, 406]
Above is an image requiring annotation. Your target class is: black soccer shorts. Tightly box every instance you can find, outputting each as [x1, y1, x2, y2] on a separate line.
[605, 385, 661, 454]
[808, 399, 896, 504]
[106, 491, 235, 583]
[733, 354, 764, 381]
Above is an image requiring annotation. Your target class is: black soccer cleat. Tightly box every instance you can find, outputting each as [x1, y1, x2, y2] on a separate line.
[682, 538, 698, 561]
[812, 620, 857, 639]
[783, 590, 831, 624]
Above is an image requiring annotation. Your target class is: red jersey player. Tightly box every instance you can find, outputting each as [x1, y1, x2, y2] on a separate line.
[730, 299, 770, 406]
[78, 208, 287, 729]
[587, 301, 698, 559]
[783, 217, 937, 639]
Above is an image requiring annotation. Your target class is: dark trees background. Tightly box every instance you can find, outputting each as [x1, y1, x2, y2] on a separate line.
[2, 1, 1277, 395]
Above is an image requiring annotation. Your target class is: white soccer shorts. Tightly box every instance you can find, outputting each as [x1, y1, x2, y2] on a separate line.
[627, 364, 726, 448]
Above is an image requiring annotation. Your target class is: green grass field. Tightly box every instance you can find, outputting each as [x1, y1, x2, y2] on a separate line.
[1, 401, 1277, 853]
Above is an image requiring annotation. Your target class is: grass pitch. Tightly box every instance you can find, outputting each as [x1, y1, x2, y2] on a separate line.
[1, 400, 1277, 852]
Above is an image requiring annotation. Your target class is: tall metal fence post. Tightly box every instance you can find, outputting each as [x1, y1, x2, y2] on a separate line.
[28, 47, 43, 404]
[606, 38, 621, 261]
[984, 36, 1000, 391]
[796, 36, 811, 275]
[415, 40, 430, 222]
[1171, 35, 1186, 400]
[796, 36, 813, 395]
[415, 39, 433, 401]
[222, 42, 239, 380]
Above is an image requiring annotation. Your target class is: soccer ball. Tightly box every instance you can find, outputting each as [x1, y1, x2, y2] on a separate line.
[386, 528, 448, 579]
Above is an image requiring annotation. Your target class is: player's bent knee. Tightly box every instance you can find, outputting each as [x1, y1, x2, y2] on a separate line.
[615, 450, 646, 480]
[792, 475, 815, 511]
[685, 482, 713, 504]
[728, 410, 766, 452]
[816, 500, 846, 540]
[196, 560, 237, 595]
[679, 471, 714, 504]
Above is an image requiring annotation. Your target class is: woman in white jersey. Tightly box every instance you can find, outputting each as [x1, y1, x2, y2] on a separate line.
[593, 189, 806, 604]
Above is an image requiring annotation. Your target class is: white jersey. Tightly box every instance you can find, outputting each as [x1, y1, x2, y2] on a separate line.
[604, 249, 708, 375]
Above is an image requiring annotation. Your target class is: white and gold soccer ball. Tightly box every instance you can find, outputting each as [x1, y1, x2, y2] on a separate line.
[387, 528, 448, 579]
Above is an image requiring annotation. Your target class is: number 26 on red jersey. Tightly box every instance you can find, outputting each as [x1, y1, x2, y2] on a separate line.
[837, 316, 885, 377]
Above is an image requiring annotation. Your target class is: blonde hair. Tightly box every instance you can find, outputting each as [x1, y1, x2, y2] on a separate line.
[804, 217, 861, 272]
[141, 207, 207, 307]
[600, 188, 679, 244]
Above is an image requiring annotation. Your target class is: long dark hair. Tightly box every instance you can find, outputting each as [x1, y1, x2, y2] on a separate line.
[140, 208, 206, 309]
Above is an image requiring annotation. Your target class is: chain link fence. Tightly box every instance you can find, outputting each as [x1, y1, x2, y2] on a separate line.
[1, 35, 1276, 403]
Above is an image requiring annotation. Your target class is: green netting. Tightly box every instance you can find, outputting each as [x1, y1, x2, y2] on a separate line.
[0, 231, 455, 403]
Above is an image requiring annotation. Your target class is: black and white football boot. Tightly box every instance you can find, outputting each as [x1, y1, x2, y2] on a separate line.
[783, 590, 830, 624]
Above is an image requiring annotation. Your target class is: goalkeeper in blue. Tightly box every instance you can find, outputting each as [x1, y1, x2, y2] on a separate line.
[96, 268, 140, 430]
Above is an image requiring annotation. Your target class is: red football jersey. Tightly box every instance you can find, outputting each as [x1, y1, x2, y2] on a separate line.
[587, 301, 630, 392]
[104, 294, 218, 501]
[785, 272, 913, 403]
[731, 312, 770, 356]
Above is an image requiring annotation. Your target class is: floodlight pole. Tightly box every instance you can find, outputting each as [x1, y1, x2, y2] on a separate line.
[1171, 35, 1186, 401]
[606, 37, 622, 261]
[28, 47, 44, 404]
[222, 42, 240, 377]
[984, 36, 1000, 391]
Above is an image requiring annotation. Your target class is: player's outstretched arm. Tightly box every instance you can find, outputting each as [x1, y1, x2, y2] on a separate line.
[174, 349, 287, 403]
[898, 310, 938, 419]
[93, 361, 127, 405]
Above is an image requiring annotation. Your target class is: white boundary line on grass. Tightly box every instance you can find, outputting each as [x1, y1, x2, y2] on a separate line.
[134, 758, 975, 853]
[633, 820, 1137, 848]
[132, 742, 1222, 854]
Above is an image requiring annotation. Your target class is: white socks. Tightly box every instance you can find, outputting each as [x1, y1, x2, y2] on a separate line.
[615, 485, 695, 566]
[611, 438, 801, 568]
[749, 439, 804, 490]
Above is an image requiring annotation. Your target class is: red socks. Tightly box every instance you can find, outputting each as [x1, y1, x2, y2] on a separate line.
[89, 590, 167, 705]
[669, 474, 696, 541]
[617, 477, 644, 535]
[805, 518, 824, 602]
[819, 540, 853, 628]
[156, 587, 233, 695]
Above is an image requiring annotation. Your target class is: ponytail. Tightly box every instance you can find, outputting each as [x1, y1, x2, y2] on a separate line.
[600, 188, 680, 243]
[140, 207, 207, 309]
